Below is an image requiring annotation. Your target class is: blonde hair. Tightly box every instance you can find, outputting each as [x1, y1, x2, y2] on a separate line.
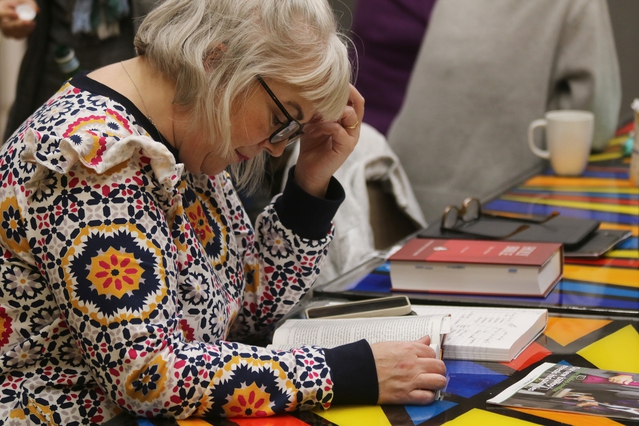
[134, 0, 352, 191]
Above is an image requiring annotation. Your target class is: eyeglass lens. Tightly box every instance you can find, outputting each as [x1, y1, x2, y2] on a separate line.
[442, 206, 461, 229]
[461, 198, 480, 222]
[256, 75, 304, 146]
[271, 120, 302, 144]
[442, 198, 481, 230]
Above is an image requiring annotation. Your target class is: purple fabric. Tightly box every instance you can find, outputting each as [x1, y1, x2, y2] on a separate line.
[350, 0, 437, 135]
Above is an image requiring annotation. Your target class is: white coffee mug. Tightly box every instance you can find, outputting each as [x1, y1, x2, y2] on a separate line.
[528, 110, 594, 176]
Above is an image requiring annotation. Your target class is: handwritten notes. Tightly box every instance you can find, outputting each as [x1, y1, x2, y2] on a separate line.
[411, 305, 547, 361]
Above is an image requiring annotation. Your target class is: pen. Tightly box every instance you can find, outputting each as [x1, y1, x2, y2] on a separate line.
[436, 333, 447, 401]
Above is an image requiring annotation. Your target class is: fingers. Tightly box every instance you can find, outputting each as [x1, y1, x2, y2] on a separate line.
[0, 0, 38, 38]
[0, 13, 35, 38]
[339, 85, 364, 132]
[372, 339, 448, 406]
[403, 389, 439, 406]
[348, 84, 365, 122]
[416, 335, 432, 347]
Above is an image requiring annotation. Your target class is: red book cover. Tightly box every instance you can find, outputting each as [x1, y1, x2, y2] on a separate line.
[389, 238, 564, 296]
[390, 238, 563, 267]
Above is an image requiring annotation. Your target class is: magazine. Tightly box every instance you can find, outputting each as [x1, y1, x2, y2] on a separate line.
[487, 362, 639, 420]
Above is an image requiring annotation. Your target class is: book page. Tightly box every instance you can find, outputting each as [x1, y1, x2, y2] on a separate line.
[411, 305, 547, 360]
[270, 315, 451, 354]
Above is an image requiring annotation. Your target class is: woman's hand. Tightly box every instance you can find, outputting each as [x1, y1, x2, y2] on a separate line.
[0, 0, 37, 39]
[294, 84, 364, 198]
[371, 335, 448, 405]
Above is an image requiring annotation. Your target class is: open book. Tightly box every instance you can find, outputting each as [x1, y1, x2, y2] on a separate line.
[488, 362, 639, 421]
[270, 314, 451, 359]
[271, 305, 546, 363]
[411, 305, 547, 362]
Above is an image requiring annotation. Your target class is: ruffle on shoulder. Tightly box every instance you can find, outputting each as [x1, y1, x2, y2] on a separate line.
[21, 128, 184, 193]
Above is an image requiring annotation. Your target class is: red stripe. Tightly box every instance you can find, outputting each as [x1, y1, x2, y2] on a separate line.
[615, 122, 633, 136]
[565, 258, 639, 268]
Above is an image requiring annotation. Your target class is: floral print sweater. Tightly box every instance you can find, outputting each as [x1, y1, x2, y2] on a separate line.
[0, 74, 377, 425]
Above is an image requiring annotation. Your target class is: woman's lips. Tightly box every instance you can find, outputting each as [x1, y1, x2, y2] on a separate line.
[235, 150, 250, 162]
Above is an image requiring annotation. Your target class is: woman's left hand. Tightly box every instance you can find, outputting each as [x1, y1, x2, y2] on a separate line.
[294, 84, 364, 198]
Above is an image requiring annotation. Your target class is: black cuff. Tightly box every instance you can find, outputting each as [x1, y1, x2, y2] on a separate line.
[324, 339, 379, 405]
[274, 166, 345, 240]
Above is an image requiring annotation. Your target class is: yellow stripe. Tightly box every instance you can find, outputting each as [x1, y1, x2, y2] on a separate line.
[577, 325, 639, 373]
[314, 405, 391, 426]
[500, 194, 639, 215]
[590, 152, 623, 162]
[524, 176, 634, 188]
[564, 265, 639, 288]
[443, 409, 539, 425]
[607, 135, 631, 146]
[606, 249, 639, 259]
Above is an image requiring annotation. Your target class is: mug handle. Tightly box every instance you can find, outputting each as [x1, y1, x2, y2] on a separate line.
[528, 119, 550, 159]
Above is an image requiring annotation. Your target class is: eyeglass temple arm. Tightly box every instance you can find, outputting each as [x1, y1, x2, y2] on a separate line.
[482, 210, 560, 224]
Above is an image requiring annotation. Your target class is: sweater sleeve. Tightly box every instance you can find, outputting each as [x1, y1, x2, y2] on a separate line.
[274, 166, 345, 240]
[324, 340, 379, 405]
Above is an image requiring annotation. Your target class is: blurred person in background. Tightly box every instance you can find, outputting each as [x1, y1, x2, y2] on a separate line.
[0, 0, 157, 141]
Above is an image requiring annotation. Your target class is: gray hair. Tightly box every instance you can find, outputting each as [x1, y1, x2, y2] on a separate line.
[134, 0, 352, 191]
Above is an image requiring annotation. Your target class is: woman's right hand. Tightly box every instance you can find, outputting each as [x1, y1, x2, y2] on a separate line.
[371, 335, 447, 405]
[0, 0, 37, 39]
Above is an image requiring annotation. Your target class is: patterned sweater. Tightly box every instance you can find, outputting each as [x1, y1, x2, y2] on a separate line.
[0, 74, 377, 425]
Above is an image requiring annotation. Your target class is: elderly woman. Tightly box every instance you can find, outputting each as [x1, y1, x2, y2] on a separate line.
[0, 0, 446, 423]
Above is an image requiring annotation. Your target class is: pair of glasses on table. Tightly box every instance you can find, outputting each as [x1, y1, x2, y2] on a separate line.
[440, 197, 560, 239]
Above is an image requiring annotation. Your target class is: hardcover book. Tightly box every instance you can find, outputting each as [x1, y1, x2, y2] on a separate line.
[388, 238, 563, 296]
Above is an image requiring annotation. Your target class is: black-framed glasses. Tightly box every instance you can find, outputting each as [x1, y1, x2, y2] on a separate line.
[256, 75, 304, 146]
[441, 197, 560, 239]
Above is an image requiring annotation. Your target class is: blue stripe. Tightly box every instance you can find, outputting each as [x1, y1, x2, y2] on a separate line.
[349, 274, 639, 311]
[508, 189, 638, 200]
[483, 199, 638, 225]
[539, 168, 630, 179]
[559, 280, 639, 298]
[617, 237, 638, 249]
[550, 292, 639, 310]
[582, 171, 630, 179]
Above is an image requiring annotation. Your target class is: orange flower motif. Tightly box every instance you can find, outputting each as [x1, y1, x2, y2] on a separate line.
[186, 202, 213, 244]
[224, 383, 274, 417]
[87, 247, 143, 298]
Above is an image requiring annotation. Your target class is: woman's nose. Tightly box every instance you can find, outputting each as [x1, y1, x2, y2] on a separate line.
[261, 139, 288, 157]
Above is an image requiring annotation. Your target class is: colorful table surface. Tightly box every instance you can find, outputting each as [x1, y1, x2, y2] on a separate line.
[110, 129, 639, 425]
[111, 314, 639, 426]
[316, 130, 639, 317]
